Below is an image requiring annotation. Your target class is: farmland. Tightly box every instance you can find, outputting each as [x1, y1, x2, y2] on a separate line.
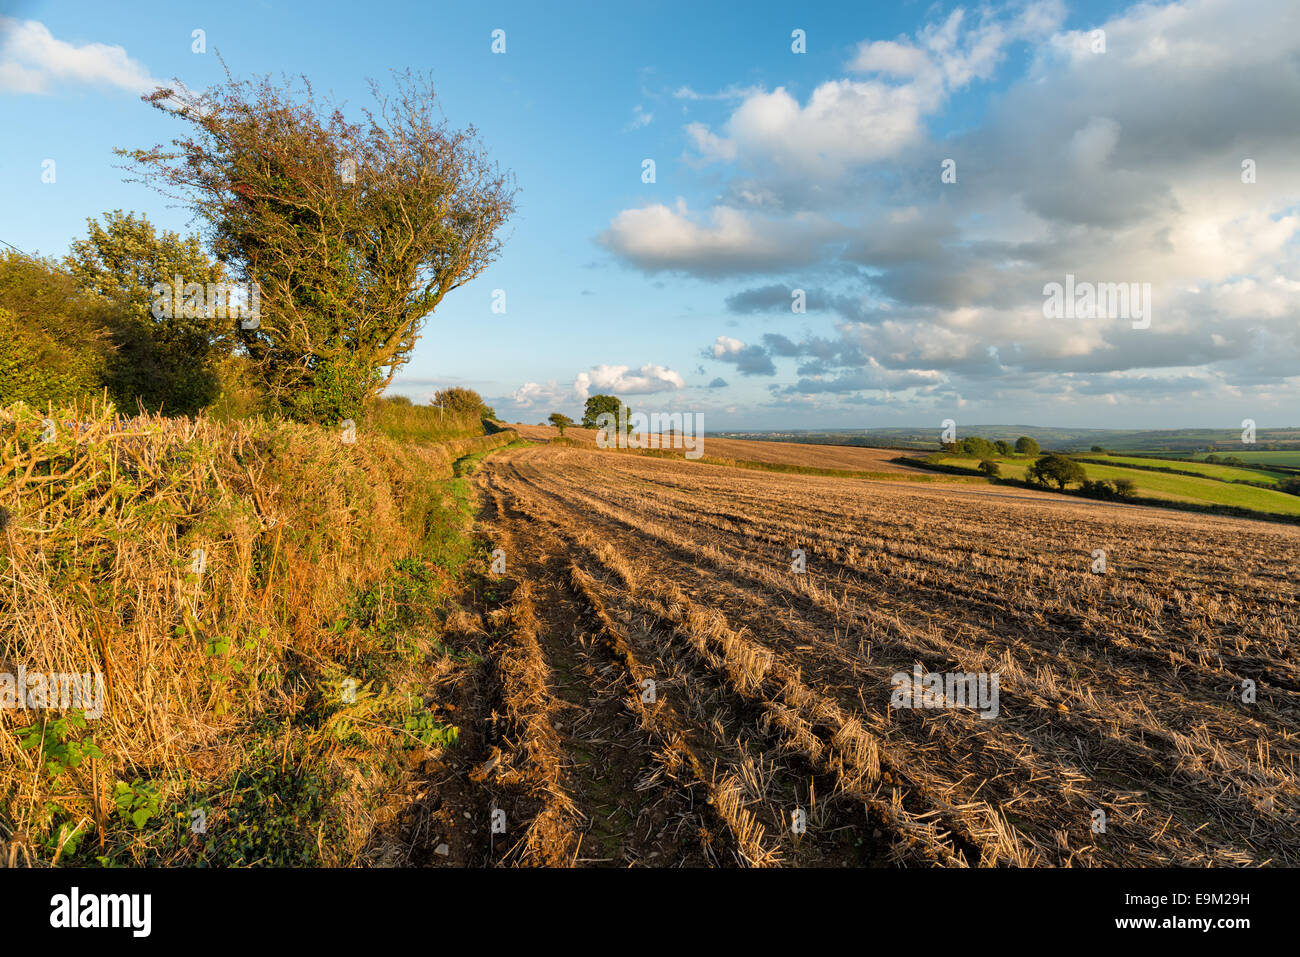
[932, 455, 1300, 516]
[465, 439, 1300, 866]
[512, 423, 921, 474]
[1075, 454, 1292, 486]
[1142, 450, 1300, 468]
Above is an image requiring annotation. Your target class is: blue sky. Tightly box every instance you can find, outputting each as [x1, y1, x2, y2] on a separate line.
[2, 0, 1298, 429]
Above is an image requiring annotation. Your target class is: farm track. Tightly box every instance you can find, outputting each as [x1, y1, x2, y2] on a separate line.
[468, 443, 1300, 867]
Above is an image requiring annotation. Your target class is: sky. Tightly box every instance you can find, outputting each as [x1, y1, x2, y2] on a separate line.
[1, 0, 1297, 430]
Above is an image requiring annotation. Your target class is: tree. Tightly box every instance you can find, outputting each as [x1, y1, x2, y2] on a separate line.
[994, 440, 1013, 456]
[978, 459, 1001, 478]
[1014, 436, 1041, 456]
[432, 387, 495, 420]
[0, 251, 114, 407]
[960, 436, 997, 459]
[581, 394, 630, 431]
[65, 211, 230, 415]
[1112, 478, 1138, 499]
[1029, 453, 1086, 489]
[548, 412, 573, 436]
[121, 69, 517, 423]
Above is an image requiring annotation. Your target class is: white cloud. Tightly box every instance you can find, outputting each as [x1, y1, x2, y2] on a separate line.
[625, 104, 653, 131]
[511, 380, 569, 409]
[710, 336, 746, 357]
[574, 363, 685, 399]
[600, 198, 841, 276]
[683, 1, 1065, 177]
[0, 19, 160, 95]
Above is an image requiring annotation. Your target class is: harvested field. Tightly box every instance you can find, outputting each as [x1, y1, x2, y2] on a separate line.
[471, 441, 1300, 867]
[510, 423, 920, 473]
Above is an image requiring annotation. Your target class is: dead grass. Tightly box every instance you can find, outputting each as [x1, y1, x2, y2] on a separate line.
[0, 397, 516, 865]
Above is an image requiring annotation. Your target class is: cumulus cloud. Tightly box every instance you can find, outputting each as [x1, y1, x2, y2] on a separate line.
[679, 1, 1065, 178]
[0, 18, 160, 94]
[704, 335, 776, 376]
[599, 198, 842, 276]
[573, 363, 686, 399]
[632, 0, 1300, 417]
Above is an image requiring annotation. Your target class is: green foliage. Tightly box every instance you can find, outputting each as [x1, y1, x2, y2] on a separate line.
[959, 436, 997, 458]
[1015, 436, 1041, 456]
[548, 412, 573, 435]
[1029, 453, 1086, 489]
[17, 712, 104, 778]
[122, 72, 516, 424]
[582, 394, 631, 431]
[112, 778, 162, 829]
[65, 211, 230, 416]
[978, 458, 1001, 478]
[433, 387, 495, 421]
[277, 350, 381, 424]
[402, 709, 460, 750]
[361, 394, 484, 443]
[994, 440, 1013, 456]
[0, 253, 114, 406]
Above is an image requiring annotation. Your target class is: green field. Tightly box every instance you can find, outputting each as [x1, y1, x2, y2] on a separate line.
[934, 455, 1300, 516]
[1137, 449, 1300, 468]
[1078, 454, 1291, 485]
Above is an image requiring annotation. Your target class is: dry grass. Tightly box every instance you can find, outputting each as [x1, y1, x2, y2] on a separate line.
[0, 398, 516, 865]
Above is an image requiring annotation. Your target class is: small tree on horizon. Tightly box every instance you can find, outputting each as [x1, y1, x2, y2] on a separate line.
[1015, 436, 1041, 456]
[548, 412, 573, 436]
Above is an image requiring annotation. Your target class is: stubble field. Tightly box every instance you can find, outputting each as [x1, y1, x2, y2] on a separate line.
[468, 440, 1300, 867]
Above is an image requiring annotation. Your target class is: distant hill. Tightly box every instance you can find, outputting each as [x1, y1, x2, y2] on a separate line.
[711, 426, 1300, 454]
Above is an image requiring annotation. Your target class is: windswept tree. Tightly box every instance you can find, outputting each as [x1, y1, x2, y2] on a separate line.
[120, 68, 516, 423]
[547, 412, 573, 436]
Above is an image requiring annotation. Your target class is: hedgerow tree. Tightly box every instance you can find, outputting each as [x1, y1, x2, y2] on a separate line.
[0, 252, 114, 406]
[66, 211, 229, 415]
[433, 387, 496, 420]
[121, 68, 516, 423]
[1015, 436, 1041, 456]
